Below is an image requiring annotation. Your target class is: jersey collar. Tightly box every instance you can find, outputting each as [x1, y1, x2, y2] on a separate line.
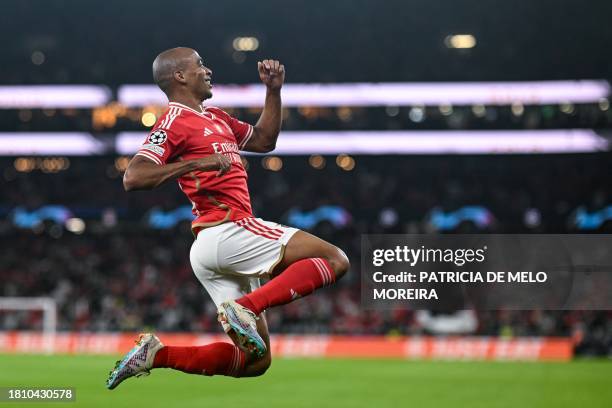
[168, 101, 210, 118]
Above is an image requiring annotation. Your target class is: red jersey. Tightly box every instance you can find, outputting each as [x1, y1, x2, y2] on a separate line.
[135, 101, 255, 231]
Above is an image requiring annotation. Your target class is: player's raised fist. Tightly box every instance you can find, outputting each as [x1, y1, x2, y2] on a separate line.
[258, 59, 285, 91]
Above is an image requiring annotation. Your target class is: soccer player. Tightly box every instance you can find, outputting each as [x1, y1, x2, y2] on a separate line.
[106, 47, 349, 389]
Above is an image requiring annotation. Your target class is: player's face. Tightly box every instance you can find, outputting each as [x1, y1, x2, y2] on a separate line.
[185, 52, 213, 101]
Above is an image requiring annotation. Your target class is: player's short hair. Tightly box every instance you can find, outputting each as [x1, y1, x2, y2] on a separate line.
[152, 47, 193, 95]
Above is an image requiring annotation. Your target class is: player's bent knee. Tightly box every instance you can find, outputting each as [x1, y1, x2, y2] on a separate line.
[328, 247, 350, 281]
[246, 352, 272, 377]
[258, 353, 272, 375]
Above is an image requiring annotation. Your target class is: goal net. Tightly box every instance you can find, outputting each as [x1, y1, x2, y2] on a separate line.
[0, 297, 57, 354]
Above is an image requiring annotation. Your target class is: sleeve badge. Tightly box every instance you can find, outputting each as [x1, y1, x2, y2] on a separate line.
[148, 129, 168, 145]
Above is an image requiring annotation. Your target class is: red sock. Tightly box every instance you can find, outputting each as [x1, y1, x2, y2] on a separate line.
[153, 342, 245, 377]
[236, 258, 335, 315]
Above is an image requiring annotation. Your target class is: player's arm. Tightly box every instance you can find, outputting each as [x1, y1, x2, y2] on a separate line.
[243, 59, 285, 153]
[123, 153, 230, 191]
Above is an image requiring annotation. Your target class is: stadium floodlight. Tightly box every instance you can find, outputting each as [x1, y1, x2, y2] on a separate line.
[0, 133, 106, 155]
[0, 297, 57, 354]
[116, 129, 609, 155]
[0, 85, 112, 108]
[271, 129, 609, 154]
[118, 80, 610, 107]
[0, 130, 606, 156]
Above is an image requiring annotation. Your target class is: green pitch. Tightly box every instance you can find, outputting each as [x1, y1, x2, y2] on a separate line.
[0, 354, 610, 408]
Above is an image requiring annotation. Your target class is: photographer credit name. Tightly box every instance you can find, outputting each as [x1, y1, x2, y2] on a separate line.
[371, 271, 548, 300]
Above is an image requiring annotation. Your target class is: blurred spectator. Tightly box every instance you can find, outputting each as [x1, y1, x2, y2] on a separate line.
[1, 154, 612, 356]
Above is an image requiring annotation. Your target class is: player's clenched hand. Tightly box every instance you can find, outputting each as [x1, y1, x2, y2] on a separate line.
[196, 153, 232, 176]
[258, 59, 285, 91]
[211, 153, 232, 176]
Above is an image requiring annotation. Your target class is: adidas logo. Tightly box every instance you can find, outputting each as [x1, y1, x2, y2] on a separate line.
[290, 289, 301, 300]
[204, 128, 213, 137]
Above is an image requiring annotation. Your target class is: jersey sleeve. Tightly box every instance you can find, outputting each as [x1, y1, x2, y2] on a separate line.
[134, 127, 184, 165]
[206, 107, 254, 150]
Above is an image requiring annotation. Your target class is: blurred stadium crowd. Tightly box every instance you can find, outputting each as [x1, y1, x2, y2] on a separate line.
[1, 153, 611, 356]
[3, 154, 612, 232]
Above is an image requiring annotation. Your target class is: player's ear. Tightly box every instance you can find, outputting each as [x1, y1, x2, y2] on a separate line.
[174, 70, 187, 84]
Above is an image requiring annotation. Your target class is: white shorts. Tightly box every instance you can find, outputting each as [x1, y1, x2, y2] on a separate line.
[190, 217, 299, 307]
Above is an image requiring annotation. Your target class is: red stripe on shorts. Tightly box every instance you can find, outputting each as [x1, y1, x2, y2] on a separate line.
[245, 219, 283, 238]
[249, 218, 284, 236]
[235, 218, 280, 240]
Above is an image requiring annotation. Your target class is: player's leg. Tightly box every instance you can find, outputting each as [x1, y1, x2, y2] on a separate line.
[150, 338, 245, 377]
[271, 229, 350, 279]
[109, 293, 271, 388]
[233, 229, 350, 316]
[106, 329, 248, 389]
[216, 218, 349, 354]
[233, 312, 272, 377]
[106, 223, 275, 389]
[132, 274, 271, 380]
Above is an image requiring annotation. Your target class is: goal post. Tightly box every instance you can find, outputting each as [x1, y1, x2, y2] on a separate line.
[0, 297, 57, 354]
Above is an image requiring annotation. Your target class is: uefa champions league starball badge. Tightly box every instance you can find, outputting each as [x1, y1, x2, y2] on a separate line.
[148, 129, 167, 145]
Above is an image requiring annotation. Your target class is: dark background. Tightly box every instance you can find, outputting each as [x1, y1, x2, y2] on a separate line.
[3, 0, 611, 84]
